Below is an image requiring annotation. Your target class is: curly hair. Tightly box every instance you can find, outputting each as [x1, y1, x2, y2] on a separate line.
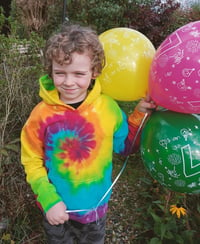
[44, 24, 105, 78]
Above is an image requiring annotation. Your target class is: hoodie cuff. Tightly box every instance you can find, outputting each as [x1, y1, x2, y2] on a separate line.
[128, 109, 146, 127]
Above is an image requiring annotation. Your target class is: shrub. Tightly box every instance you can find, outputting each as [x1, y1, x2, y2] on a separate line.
[8, 0, 63, 39]
[66, 0, 182, 47]
[0, 32, 45, 169]
[67, 0, 127, 33]
[0, 31, 45, 241]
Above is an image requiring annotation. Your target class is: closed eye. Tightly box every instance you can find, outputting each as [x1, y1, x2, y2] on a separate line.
[75, 72, 86, 76]
[55, 72, 65, 75]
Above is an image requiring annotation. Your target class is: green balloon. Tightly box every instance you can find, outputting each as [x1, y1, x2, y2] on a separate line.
[140, 110, 200, 194]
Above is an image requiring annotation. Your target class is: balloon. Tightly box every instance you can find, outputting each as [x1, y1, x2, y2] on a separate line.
[98, 27, 155, 101]
[149, 20, 200, 114]
[140, 110, 200, 194]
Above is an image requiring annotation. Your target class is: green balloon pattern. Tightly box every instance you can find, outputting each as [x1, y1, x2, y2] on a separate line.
[140, 110, 200, 194]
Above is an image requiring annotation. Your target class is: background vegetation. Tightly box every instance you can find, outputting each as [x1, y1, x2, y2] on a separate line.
[0, 0, 200, 243]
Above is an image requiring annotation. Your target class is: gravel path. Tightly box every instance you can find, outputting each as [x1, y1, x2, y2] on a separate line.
[104, 154, 144, 244]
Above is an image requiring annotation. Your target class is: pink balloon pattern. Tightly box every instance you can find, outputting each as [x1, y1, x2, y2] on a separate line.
[149, 21, 200, 114]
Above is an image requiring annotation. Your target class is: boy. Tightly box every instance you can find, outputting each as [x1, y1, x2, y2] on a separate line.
[21, 24, 155, 243]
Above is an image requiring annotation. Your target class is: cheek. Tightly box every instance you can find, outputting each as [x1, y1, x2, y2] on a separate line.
[78, 77, 92, 89]
[53, 76, 64, 86]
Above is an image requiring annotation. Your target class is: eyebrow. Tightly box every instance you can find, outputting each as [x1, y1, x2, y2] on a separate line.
[53, 69, 89, 74]
[53, 68, 65, 72]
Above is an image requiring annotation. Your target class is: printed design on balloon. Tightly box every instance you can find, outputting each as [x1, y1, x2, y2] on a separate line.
[149, 21, 200, 113]
[166, 167, 180, 179]
[180, 128, 192, 140]
[186, 40, 200, 53]
[141, 111, 200, 193]
[171, 48, 184, 64]
[168, 153, 182, 166]
[159, 138, 170, 149]
[190, 29, 200, 37]
[156, 32, 182, 59]
[99, 27, 155, 101]
[166, 153, 181, 178]
[174, 180, 186, 187]
[181, 144, 200, 177]
[157, 172, 165, 183]
[193, 88, 200, 98]
[177, 79, 191, 91]
[182, 68, 195, 77]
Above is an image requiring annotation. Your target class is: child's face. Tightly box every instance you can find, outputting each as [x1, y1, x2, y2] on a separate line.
[52, 52, 95, 104]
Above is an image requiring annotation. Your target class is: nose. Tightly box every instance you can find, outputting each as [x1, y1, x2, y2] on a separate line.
[63, 75, 73, 86]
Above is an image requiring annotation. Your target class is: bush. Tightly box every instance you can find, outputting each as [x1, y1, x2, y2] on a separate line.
[125, 0, 181, 47]
[0, 33, 44, 132]
[67, 0, 181, 47]
[0, 31, 46, 242]
[0, 32, 45, 188]
[8, 0, 63, 39]
[67, 0, 127, 33]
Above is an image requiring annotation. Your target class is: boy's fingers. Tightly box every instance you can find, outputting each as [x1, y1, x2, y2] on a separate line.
[145, 93, 151, 102]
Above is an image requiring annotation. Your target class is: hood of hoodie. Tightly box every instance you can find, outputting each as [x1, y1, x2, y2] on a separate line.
[39, 74, 102, 106]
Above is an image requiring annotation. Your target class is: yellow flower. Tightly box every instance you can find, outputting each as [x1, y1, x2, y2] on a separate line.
[2, 233, 11, 241]
[170, 204, 187, 218]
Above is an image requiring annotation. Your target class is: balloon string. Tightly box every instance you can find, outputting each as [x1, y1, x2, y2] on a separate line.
[66, 112, 148, 214]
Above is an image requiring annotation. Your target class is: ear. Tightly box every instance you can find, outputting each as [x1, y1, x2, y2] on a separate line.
[92, 72, 99, 79]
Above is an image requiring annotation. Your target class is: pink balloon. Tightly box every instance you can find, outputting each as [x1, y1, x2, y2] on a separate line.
[149, 21, 200, 114]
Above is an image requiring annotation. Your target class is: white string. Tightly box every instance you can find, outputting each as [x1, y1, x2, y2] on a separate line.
[66, 113, 148, 215]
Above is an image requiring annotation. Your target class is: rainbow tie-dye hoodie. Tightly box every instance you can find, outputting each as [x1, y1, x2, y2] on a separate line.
[21, 74, 145, 224]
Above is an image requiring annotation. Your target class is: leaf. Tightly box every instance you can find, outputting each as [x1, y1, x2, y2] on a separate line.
[8, 138, 20, 144]
[149, 237, 162, 244]
[197, 203, 200, 213]
[164, 230, 174, 240]
[5, 144, 19, 152]
[160, 223, 167, 240]
[0, 149, 9, 156]
[150, 211, 161, 223]
[2, 233, 11, 240]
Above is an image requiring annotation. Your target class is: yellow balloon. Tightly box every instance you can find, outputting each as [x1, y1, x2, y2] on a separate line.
[98, 27, 155, 101]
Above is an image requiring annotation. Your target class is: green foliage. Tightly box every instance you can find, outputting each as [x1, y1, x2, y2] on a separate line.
[67, 0, 127, 33]
[0, 31, 45, 170]
[66, 0, 199, 47]
[8, 0, 63, 39]
[0, 33, 45, 242]
[188, 3, 200, 22]
[0, 7, 6, 32]
[124, 0, 181, 47]
[66, 0, 182, 47]
[0, 33, 44, 124]
[167, 4, 200, 36]
[132, 177, 199, 243]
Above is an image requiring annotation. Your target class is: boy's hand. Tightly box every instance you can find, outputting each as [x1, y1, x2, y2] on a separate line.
[46, 201, 69, 225]
[135, 94, 156, 114]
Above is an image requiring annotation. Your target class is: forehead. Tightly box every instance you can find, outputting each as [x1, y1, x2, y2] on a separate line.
[52, 52, 92, 69]
[71, 51, 92, 61]
[55, 50, 92, 63]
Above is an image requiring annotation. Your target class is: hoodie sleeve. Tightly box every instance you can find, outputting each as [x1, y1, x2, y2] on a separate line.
[123, 109, 147, 155]
[21, 106, 62, 213]
[113, 108, 146, 156]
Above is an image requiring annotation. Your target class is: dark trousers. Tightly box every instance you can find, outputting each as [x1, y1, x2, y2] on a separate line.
[43, 215, 106, 244]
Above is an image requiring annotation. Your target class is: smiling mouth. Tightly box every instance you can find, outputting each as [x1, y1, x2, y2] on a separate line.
[62, 88, 77, 93]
